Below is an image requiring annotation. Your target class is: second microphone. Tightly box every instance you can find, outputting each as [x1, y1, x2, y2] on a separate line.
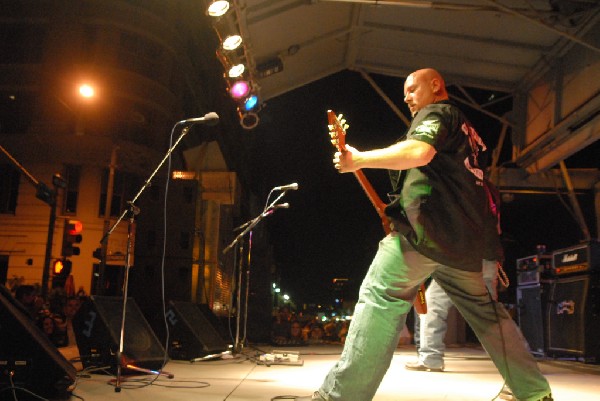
[273, 183, 299, 191]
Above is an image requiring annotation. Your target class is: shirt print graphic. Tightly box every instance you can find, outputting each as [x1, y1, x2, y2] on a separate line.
[461, 122, 486, 181]
[413, 119, 440, 140]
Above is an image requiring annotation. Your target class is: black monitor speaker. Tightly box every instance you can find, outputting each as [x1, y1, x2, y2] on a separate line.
[166, 301, 228, 360]
[73, 296, 166, 373]
[0, 285, 76, 400]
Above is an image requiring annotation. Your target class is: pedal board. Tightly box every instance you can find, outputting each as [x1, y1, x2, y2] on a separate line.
[258, 350, 304, 366]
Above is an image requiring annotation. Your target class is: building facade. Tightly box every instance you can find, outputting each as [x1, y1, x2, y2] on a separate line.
[0, 1, 265, 321]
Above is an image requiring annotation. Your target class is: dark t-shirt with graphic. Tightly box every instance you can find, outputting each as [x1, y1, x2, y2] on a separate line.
[385, 100, 499, 271]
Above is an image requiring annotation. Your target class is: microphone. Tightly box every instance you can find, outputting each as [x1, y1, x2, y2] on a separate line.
[263, 203, 290, 216]
[178, 112, 220, 126]
[273, 183, 299, 191]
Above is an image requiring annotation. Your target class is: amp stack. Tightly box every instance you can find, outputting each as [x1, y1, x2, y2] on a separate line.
[545, 241, 600, 363]
[516, 253, 551, 356]
[516, 240, 600, 363]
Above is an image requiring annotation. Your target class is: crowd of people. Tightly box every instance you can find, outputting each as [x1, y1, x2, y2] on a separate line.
[12, 283, 86, 348]
[271, 306, 350, 346]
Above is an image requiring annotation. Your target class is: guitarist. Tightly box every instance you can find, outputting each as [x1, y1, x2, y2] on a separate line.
[300, 68, 552, 401]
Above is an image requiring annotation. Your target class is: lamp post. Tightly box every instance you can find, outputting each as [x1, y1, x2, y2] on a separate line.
[0, 144, 67, 298]
[41, 174, 67, 298]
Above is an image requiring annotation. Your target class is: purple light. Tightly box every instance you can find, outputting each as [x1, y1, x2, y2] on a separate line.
[230, 81, 250, 99]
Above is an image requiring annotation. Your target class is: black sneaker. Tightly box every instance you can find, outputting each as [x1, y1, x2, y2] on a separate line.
[404, 360, 444, 372]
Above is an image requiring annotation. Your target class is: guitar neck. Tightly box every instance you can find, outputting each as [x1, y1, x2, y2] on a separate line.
[327, 110, 424, 313]
[352, 170, 391, 234]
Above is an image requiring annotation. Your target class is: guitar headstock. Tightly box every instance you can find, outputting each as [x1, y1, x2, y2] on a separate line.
[327, 110, 349, 152]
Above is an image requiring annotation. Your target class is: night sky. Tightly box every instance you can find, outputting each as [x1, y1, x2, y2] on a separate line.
[241, 69, 598, 307]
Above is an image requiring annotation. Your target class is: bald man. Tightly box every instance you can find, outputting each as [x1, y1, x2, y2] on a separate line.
[298, 69, 552, 401]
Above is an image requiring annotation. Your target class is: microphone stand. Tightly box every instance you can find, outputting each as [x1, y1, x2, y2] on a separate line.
[101, 123, 194, 392]
[223, 197, 289, 353]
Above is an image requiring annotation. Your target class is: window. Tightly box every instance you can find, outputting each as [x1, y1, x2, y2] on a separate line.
[117, 31, 164, 82]
[62, 165, 81, 215]
[0, 92, 35, 135]
[98, 169, 140, 217]
[0, 23, 46, 64]
[0, 163, 20, 214]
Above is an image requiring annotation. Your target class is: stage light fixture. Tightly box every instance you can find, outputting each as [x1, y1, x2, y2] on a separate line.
[207, 0, 230, 17]
[240, 111, 259, 130]
[222, 34, 242, 51]
[209, 0, 263, 129]
[244, 94, 258, 111]
[228, 63, 245, 78]
[211, 4, 242, 52]
[230, 80, 250, 99]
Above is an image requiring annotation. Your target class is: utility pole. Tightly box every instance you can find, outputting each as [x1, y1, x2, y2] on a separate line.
[0, 144, 66, 298]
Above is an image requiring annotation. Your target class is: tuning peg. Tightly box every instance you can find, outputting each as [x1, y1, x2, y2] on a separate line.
[344, 124, 349, 130]
[337, 113, 344, 121]
[327, 124, 334, 130]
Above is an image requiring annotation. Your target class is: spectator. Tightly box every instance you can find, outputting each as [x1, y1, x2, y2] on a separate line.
[323, 320, 339, 343]
[288, 321, 306, 345]
[337, 321, 349, 344]
[15, 285, 39, 318]
[272, 308, 292, 345]
[36, 313, 68, 347]
[63, 296, 81, 346]
[307, 323, 325, 344]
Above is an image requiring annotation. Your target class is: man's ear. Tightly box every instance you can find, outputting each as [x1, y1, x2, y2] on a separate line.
[431, 78, 441, 95]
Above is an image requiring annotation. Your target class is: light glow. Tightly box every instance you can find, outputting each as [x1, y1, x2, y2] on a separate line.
[244, 94, 258, 111]
[223, 34, 242, 51]
[79, 84, 95, 98]
[230, 80, 250, 99]
[228, 63, 245, 78]
[207, 0, 230, 17]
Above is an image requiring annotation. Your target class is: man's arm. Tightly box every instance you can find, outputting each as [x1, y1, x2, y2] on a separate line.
[335, 139, 436, 173]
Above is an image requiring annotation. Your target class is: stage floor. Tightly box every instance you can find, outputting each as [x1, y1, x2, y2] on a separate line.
[61, 344, 599, 401]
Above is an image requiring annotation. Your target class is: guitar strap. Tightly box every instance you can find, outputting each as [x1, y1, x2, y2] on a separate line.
[388, 131, 409, 192]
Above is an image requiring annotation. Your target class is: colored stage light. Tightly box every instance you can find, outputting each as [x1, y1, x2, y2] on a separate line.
[230, 80, 250, 99]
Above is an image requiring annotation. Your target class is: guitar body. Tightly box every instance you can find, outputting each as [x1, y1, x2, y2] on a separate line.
[327, 110, 427, 314]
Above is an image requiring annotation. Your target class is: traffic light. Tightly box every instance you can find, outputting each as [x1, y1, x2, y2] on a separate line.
[52, 258, 72, 288]
[92, 247, 102, 262]
[61, 219, 82, 257]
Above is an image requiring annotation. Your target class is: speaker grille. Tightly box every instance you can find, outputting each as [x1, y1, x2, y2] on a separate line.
[167, 301, 227, 360]
[0, 286, 76, 399]
[516, 284, 545, 355]
[546, 275, 600, 362]
[73, 296, 166, 372]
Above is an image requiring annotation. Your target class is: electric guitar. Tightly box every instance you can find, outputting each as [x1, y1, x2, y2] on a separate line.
[327, 110, 427, 314]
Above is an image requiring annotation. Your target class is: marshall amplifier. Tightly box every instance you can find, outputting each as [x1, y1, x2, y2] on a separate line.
[517, 254, 551, 286]
[550, 241, 600, 277]
[545, 274, 600, 362]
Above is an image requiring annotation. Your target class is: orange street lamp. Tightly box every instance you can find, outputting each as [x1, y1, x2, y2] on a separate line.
[79, 84, 95, 98]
